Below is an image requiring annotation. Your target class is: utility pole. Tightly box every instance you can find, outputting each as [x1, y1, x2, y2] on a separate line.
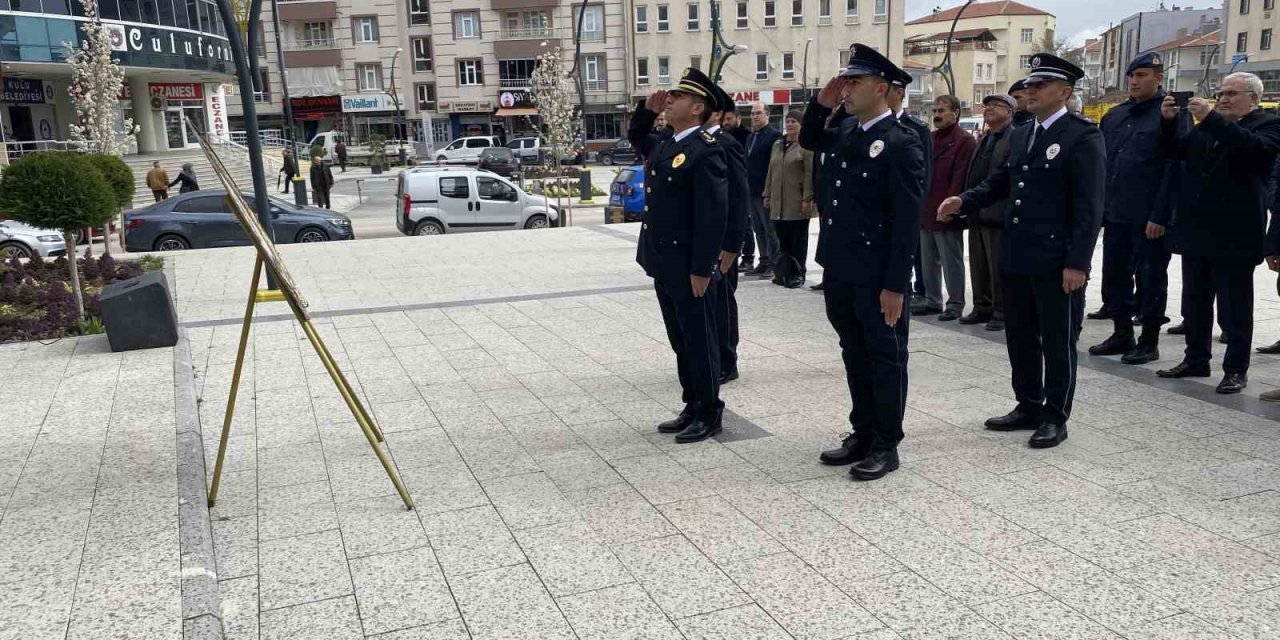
[388, 47, 406, 165]
[572, 0, 589, 164]
[269, 0, 297, 155]
[802, 37, 813, 95]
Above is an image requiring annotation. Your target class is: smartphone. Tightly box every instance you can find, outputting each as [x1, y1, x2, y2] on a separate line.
[1172, 91, 1194, 108]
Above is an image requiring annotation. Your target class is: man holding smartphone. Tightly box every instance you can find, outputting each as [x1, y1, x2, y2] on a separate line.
[1088, 52, 1180, 365]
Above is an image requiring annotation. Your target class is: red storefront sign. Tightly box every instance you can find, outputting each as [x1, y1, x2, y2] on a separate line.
[290, 95, 342, 118]
[119, 83, 205, 101]
[730, 89, 794, 106]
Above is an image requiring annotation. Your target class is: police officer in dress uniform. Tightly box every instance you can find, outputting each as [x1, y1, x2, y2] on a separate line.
[801, 44, 926, 480]
[1087, 52, 1177, 364]
[633, 68, 730, 443]
[938, 54, 1105, 449]
[706, 84, 750, 384]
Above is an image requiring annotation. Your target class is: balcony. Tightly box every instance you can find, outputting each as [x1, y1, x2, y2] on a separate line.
[284, 37, 337, 51]
[277, 0, 338, 21]
[283, 48, 342, 67]
[584, 79, 607, 91]
[499, 27, 554, 40]
[500, 77, 533, 88]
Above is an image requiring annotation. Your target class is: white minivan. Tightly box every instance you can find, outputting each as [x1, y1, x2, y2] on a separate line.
[395, 167, 559, 235]
[435, 136, 500, 165]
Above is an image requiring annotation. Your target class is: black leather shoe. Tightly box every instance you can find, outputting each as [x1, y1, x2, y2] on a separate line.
[1216, 372, 1248, 394]
[911, 303, 943, 316]
[819, 433, 870, 466]
[937, 309, 961, 322]
[1167, 322, 1185, 335]
[785, 275, 805, 289]
[675, 417, 722, 443]
[985, 319, 1005, 331]
[1028, 422, 1068, 448]
[718, 368, 739, 385]
[739, 257, 755, 271]
[850, 449, 899, 481]
[958, 311, 992, 325]
[809, 282, 825, 291]
[771, 273, 785, 285]
[1258, 340, 1280, 354]
[1156, 362, 1211, 378]
[985, 408, 1040, 431]
[1088, 332, 1136, 356]
[1087, 306, 1117, 320]
[752, 266, 775, 278]
[658, 411, 695, 434]
[1121, 342, 1160, 365]
[1218, 333, 1228, 344]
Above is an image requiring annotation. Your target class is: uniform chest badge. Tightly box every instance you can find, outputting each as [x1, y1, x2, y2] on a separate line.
[869, 140, 885, 158]
[672, 153, 686, 168]
[1046, 143, 1061, 160]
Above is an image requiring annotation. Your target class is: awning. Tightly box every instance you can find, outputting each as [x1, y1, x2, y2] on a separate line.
[494, 107, 538, 117]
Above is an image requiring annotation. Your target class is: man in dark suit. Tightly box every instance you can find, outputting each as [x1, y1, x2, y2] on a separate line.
[1258, 157, 1280, 358]
[958, 93, 1017, 332]
[742, 102, 783, 277]
[631, 68, 730, 442]
[1157, 72, 1280, 394]
[886, 75, 932, 309]
[939, 54, 1106, 449]
[1088, 52, 1178, 365]
[802, 44, 926, 480]
[707, 85, 750, 384]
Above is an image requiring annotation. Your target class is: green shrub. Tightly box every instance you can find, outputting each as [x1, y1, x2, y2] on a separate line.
[83, 154, 136, 210]
[0, 151, 115, 231]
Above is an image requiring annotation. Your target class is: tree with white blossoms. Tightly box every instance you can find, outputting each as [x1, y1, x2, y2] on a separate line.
[66, 0, 135, 156]
[530, 47, 582, 227]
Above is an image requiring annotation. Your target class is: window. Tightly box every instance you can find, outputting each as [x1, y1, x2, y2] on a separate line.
[657, 4, 670, 31]
[356, 63, 382, 90]
[658, 57, 671, 83]
[499, 59, 538, 87]
[637, 57, 650, 85]
[636, 5, 648, 32]
[1199, 46, 1220, 67]
[412, 37, 432, 72]
[737, 1, 748, 28]
[1237, 31, 1248, 53]
[1240, 0, 1250, 13]
[303, 22, 332, 47]
[415, 83, 436, 109]
[583, 54, 606, 90]
[458, 59, 483, 85]
[504, 10, 549, 36]
[255, 68, 270, 102]
[690, 55, 702, 70]
[687, 3, 699, 30]
[1266, 0, 1275, 10]
[454, 11, 479, 38]
[176, 196, 227, 214]
[873, 0, 886, 21]
[465, 138, 492, 148]
[578, 5, 604, 41]
[1264, 28, 1274, 51]
[845, 0, 858, 21]
[1019, 55, 1032, 69]
[782, 52, 794, 79]
[409, 0, 430, 25]
[792, 0, 803, 25]
[819, 0, 831, 23]
[439, 176, 469, 199]
[756, 52, 768, 80]
[584, 113, 624, 140]
[354, 16, 379, 43]
[1021, 28, 1033, 43]
[764, 0, 776, 26]
[478, 176, 517, 202]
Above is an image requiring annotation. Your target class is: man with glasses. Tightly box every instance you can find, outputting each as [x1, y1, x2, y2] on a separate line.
[938, 54, 1105, 449]
[1157, 72, 1280, 394]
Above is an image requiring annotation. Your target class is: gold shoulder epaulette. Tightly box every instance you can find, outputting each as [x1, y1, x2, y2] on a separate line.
[700, 130, 717, 143]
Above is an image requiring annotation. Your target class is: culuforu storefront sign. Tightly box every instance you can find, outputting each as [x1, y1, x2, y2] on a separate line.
[101, 21, 234, 74]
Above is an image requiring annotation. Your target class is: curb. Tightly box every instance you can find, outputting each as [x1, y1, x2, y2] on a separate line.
[173, 330, 224, 640]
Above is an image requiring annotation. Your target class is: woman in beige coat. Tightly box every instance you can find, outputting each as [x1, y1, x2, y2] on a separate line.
[762, 110, 815, 288]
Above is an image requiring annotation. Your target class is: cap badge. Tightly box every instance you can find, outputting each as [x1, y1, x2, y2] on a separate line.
[869, 140, 885, 158]
[1152, 55, 1161, 65]
[1031, 56, 1042, 68]
[1046, 143, 1061, 160]
[682, 68, 691, 78]
[672, 152, 686, 168]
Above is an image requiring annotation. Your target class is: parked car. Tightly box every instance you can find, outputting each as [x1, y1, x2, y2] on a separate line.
[395, 167, 559, 236]
[435, 136, 500, 165]
[123, 190, 354, 252]
[476, 147, 521, 177]
[507, 136, 581, 165]
[595, 139, 638, 166]
[606, 165, 645, 223]
[0, 218, 67, 259]
[958, 116, 986, 139]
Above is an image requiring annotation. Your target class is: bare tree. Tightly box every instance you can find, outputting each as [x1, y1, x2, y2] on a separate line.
[530, 47, 582, 227]
[1040, 31, 1083, 67]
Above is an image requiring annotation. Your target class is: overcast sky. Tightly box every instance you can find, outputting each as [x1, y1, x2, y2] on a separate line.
[903, 0, 1196, 47]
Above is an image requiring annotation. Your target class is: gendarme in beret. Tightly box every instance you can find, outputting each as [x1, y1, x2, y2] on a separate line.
[672, 67, 717, 104]
[839, 43, 905, 82]
[1126, 51, 1163, 76]
[1009, 78, 1028, 93]
[1026, 53, 1084, 85]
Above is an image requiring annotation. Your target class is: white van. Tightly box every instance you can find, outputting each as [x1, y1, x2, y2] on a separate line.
[395, 167, 559, 235]
[435, 136, 501, 165]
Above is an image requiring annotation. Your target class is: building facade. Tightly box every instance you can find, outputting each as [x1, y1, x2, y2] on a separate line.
[1152, 29, 1222, 95]
[1098, 6, 1222, 94]
[904, 28, 999, 112]
[625, 0, 903, 118]
[0, 0, 236, 158]
[904, 0, 1055, 96]
[1221, 0, 1279, 99]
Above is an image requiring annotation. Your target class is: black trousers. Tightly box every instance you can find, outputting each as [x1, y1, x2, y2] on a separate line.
[823, 280, 909, 452]
[314, 186, 331, 209]
[1181, 254, 1255, 374]
[710, 262, 739, 376]
[773, 219, 810, 275]
[1002, 269, 1086, 426]
[655, 276, 724, 418]
[1099, 222, 1171, 330]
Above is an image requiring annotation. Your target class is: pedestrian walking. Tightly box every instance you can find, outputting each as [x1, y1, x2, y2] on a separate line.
[763, 110, 815, 289]
[170, 163, 199, 193]
[335, 140, 348, 172]
[802, 44, 926, 481]
[915, 95, 976, 321]
[310, 153, 334, 209]
[707, 85, 750, 385]
[281, 148, 298, 194]
[741, 102, 782, 277]
[634, 68, 729, 444]
[938, 53, 1106, 449]
[1158, 72, 1280, 394]
[146, 161, 170, 202]
[958, 94, 1017, 331]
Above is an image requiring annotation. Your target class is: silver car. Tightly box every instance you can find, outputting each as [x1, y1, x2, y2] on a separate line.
[0, 219, 67, 259]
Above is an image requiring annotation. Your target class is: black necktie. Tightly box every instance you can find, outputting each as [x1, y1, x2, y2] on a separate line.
[1028, 124, 1046, 152]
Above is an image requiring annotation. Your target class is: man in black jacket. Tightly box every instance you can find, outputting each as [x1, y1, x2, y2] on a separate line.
[939, 54, 1105, 449]
[1157, 72, 1280, 394]
[707, 85, 750, 384]
[886, 76, 932, 309]
[958, 93, 1016, 332]
[741, 103, 782, 277]
[1262, 158, 1280, 363]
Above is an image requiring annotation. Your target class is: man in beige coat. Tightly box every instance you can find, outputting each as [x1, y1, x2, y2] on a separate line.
[762, 109, 815, 288]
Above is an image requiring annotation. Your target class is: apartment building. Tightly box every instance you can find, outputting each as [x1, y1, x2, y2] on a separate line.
[904, 28, 999, 112]
[1152, 29, 1222, 94]
[1066, 38, 1103, 100]
[625, 0, 903, 118]
[904, 0, 1055, 96]
[1097, 6, 1221, 94]
[230, 0, 629, 151]
[1222, 0, 1279, 99]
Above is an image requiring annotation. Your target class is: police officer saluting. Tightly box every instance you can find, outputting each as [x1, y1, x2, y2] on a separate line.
[634, 68, 730, 443]
[938, 54, 1105, 449]
[801, 44, 926, 480]
[706, 85, 750, 384]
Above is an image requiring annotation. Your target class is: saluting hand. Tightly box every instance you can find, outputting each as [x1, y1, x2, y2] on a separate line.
[1062, 268, 1086, 294]
[1160, 95, 1179, 121]
[880, 290, 904, 326]
[816, 77, 846, 109]
[691, 274, 710, 298]
[937, 196, 963, 222]
[1188, 97, 1212, 122]
[646, 90, 670, 113]
[1267, 256, 1280, 273]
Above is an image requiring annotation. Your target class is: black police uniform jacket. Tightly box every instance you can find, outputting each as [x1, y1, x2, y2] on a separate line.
[897, 112, 933, 200]
[799, 102, 926, 294]
[1164, 109, 1280, 262]
[959, 112, 1105, 276]
[635, 125, 729, 280]
[713, 128, 749, 253]
[1100, 90, 1175, 225]
[628, 105, 671, 161]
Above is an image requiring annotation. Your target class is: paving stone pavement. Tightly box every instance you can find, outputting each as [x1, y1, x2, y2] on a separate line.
[8, 221, 1280, 639]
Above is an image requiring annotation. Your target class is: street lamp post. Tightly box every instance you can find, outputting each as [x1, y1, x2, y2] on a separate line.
[387, 47, 406, 165]
[934, 0, 977, 97]
[802, 37, 814, 94]
[269, 0, 297, 157]
[709, 1, 748, 82]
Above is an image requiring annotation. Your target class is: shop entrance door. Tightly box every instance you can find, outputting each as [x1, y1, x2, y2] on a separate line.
[165, 106, 208, 148]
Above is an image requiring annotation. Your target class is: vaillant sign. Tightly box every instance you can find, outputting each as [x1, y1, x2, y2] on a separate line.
[341, 94, 397, 113]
